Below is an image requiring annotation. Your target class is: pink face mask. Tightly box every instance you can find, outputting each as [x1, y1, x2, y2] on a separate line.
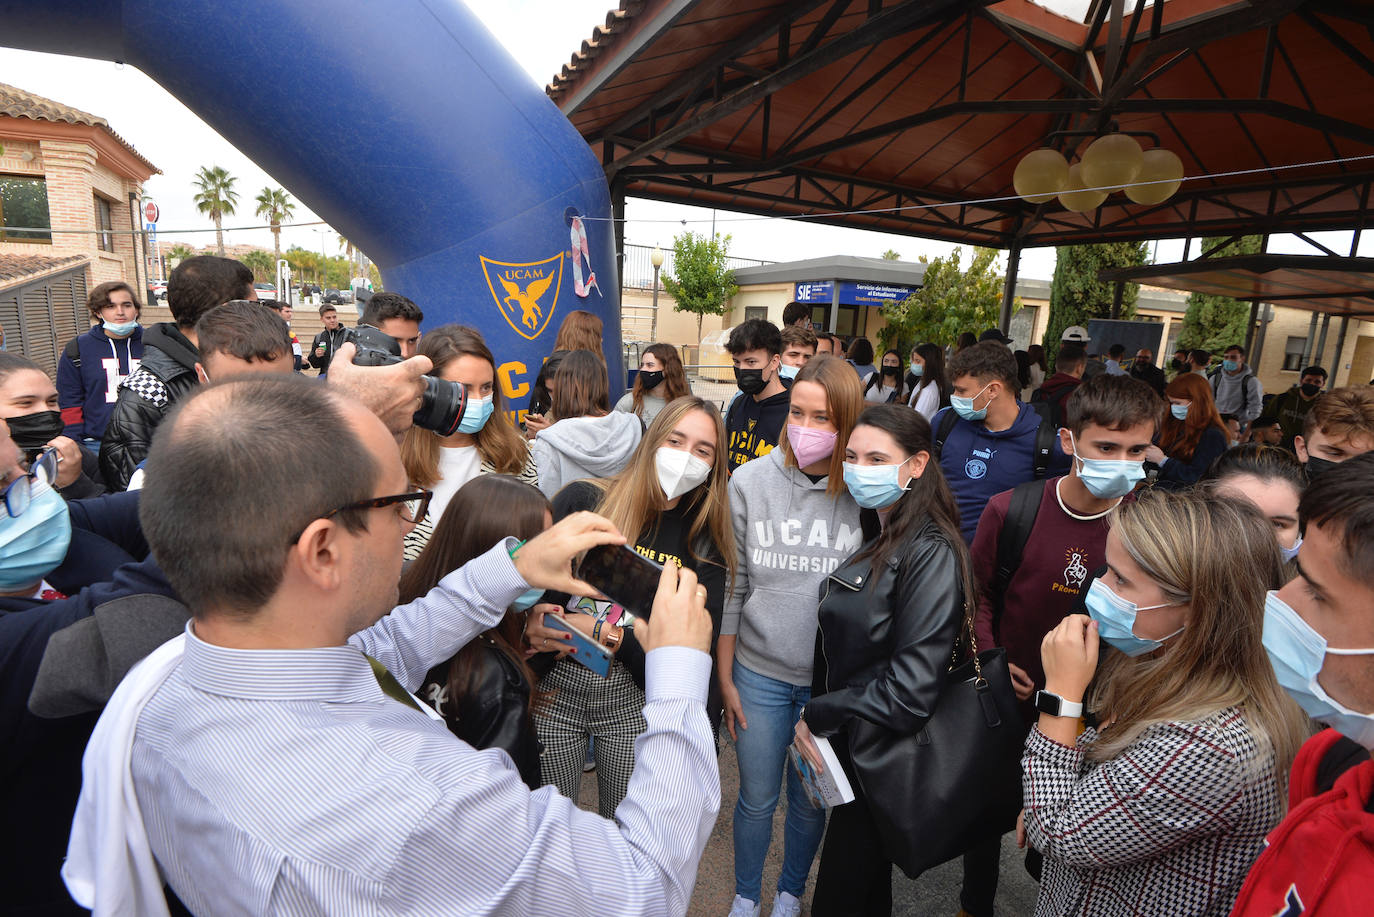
[788, 424, 837, 468]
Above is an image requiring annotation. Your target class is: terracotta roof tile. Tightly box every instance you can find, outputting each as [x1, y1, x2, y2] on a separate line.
[0, 253, 87, 287]
[0, 81, 159, 174]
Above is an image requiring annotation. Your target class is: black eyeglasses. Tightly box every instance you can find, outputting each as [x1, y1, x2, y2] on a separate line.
[289, 490, 432, 544]
[3, 448, 59, 518]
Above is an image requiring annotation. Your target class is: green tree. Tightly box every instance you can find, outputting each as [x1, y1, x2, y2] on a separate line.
[192, 165, 238, 256]
[240, 249, 275, 282]
[881, 248, 901, 260]
[661, 231, 739, 341]
[1043, 241, 1150, 370]
[1175, 236, 1263, 355]
[254, 187, 295, 262]
[879, 247, 1009, 353]
[166, 242, 195, 266]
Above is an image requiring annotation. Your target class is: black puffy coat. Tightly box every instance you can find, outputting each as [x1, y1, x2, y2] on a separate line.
[805, 518, 964, 741]
[99, 323, 199, 490]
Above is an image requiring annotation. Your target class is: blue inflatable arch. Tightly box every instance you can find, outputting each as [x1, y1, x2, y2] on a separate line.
[0, 0, 624, 407]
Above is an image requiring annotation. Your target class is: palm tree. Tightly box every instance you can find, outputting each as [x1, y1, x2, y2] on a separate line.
[337, 233, 357, 278]
[240, 249, 275, 283]
[192, 165, 238, 256]
[254, 187, 295, 262]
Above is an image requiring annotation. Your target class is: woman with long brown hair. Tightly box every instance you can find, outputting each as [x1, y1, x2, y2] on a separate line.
[1145, 370, 1228, 490]
[528, 395, 735, 815]
[720, 355, 865, 917]
[1022, 490, 1309, 916]
[530, 350, 642, 497]
[552, 309, 604, 356]
[404, 475, 558, 789]
[794, 404, 971, 915]
[400, 325, 537, 559]
[614, 343, 690, 428]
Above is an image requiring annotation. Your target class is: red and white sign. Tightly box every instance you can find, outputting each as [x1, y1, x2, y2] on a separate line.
[143, 201, 159, 224]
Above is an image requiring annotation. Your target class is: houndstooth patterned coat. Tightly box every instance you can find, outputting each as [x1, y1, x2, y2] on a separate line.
[1022, 706, 1285, 916]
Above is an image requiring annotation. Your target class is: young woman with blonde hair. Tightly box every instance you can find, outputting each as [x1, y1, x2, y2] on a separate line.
[528, 395, 735, 814]
[615, 343, 690, 428]
[720, 354, 865, 917]
[400, 325, 537, 559]
[1022, 489, 1309, 916]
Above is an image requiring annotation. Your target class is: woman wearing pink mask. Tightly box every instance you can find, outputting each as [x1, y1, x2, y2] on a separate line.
[719, 355, 864, 917]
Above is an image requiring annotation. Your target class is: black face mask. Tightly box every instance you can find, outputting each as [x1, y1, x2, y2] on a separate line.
[7, 410, 63, 460]
[1300, 383, 1323, 398]
[637, 370, 664, 391]
[1135, 359, 1150, 369]
[734, 367, 768, 396]
[1304, 455, 1339, 480]
[1169, 358, 1184, 371]
[882, 365, 900, 377]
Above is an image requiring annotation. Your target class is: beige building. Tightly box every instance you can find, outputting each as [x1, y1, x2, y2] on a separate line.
[0, 82, 159, 374]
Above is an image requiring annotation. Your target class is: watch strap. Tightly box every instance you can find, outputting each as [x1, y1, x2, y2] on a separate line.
[1035, 690, 1084, 718]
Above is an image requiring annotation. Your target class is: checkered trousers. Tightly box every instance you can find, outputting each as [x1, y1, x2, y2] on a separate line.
[1022, 705, 1285, 916]
[533, 656, 647, 818]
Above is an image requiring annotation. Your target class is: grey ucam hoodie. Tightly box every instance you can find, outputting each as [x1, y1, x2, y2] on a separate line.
[722, 448, 862, 686]
[531, 410, 644, 498]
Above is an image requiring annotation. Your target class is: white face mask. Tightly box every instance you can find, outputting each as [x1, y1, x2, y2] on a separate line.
[655, 446, 712, 500]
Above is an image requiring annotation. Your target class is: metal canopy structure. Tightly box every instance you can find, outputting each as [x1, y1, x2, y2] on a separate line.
[1100, 253, 1374, 316]
[548, 0, 1374, 252]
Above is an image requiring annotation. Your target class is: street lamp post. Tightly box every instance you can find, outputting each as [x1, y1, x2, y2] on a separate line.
[649, 246, 664, 343]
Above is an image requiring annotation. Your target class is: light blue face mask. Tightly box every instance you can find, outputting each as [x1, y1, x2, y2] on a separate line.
[0, 479, 72, 591]
[103, 319, 139, 337]
[950, 381, 994, 421]
[910, 363, 923, 378]
[1280, 535, 1302, 565]
[778, 363, 799, 381]
[1222, 359, 1239, 372]
[1085, 578, 1186, 657]
[1069, 432, 1145, 499]
[457, 395, 493, 435]
[511, 586, 544, 613]
[1170, 403, 1190, 421]
[1263, 590, 1374, 749]
[842, 460, 912, 510]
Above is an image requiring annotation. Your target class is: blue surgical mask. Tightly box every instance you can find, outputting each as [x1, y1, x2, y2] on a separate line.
[1069, 432, 1145, 500]
[457, 395, 493, 435]
[1170, 403, 1190, 421]
[0, 479, 71, 591]
[511, 586, 544, 613]
[950, 381, 994, 421]
[1085, 578, 1186, 657]
[842, 460, 911, 509]
[103, 319, 139, 337]
[1280, 535, 1302, 565]
[778, 363, 799, 381]
[1263, 591, 1374, 749]
[911, 364, 923, 378]
[1222, 359, 1239, 372]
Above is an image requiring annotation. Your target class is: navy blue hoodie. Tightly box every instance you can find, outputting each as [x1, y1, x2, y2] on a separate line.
[57, 324, 143, 441]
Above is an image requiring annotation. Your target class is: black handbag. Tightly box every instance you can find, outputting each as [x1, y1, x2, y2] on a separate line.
[846, 608, 1025, 879]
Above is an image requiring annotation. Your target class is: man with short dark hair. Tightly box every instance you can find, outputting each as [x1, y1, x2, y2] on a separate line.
[1230, 453, 1374, 916]
[1211, 343, 1264, 428]
[1034, 343, 1088, 423]
[100, 256, 255, 491]
[778, 325, 817, 385]
[309, 304, 349, 374]
[1260, 365, 1328, 449]
[65, 376, 720, 916]
[1188, 348, 1212, 375]
[360, 291, 424, 358]
[781, 301, 812, 329]
[193, 301, 296, 383]
[724, 319, 788, 471]
[1128, 347, 1166, 396]
[934, 341, 1069, 543]
[1104, 343, 1128, 376]
[1247, 416, 1282, 446]
[814, 332, 836, 357]
[1294, 385, 1374, 476]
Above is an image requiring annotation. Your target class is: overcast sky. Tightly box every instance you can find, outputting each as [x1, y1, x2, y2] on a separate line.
[0, 0, 1360, 280]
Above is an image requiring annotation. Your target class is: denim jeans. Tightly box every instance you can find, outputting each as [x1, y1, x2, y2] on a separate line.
[731, 660, 827, 902]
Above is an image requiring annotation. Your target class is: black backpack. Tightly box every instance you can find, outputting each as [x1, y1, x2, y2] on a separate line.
[63, 336, 83, 368]
[986, 479, 1046, 630]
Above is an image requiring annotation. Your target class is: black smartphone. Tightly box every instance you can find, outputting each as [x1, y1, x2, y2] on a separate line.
[577, 544, 663, 619]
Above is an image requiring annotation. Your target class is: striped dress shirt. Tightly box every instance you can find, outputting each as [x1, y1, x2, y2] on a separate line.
[129, 541, 720, 915]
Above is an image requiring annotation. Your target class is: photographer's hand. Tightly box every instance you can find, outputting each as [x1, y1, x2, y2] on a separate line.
[511, 511, 625, 597]
[326, 343, 432, 438]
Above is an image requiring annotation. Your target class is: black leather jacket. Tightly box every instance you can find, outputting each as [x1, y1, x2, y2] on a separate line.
[99, 324, 199, 490]
[419, 639, 542, 790]
[804, 518, 965, 740]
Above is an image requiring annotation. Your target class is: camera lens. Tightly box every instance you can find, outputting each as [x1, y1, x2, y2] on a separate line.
[414, 376, 466, 436]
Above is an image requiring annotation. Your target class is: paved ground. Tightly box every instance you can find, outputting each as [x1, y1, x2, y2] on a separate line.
[575, 732, 1040, 916]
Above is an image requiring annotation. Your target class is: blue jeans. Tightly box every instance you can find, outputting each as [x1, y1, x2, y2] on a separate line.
[731, 660, 827, 902]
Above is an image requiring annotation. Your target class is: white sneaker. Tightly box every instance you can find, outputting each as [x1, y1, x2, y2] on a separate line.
[728, 895, 760, 917]
[769, 891, 802, 917]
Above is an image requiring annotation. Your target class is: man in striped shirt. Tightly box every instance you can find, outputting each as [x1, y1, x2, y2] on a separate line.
[79, 375, 719, 915]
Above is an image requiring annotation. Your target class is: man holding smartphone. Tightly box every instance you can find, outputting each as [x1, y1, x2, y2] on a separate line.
[66, 376, 720, 917]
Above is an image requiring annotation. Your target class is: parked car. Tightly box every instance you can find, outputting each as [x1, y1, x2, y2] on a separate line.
[323, 288, 344, 305]
[253, 282, 277, 300]
[148, 280, 168, 302]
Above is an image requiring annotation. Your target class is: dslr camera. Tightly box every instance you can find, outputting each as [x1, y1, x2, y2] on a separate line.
[345, 324, 466, 435]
